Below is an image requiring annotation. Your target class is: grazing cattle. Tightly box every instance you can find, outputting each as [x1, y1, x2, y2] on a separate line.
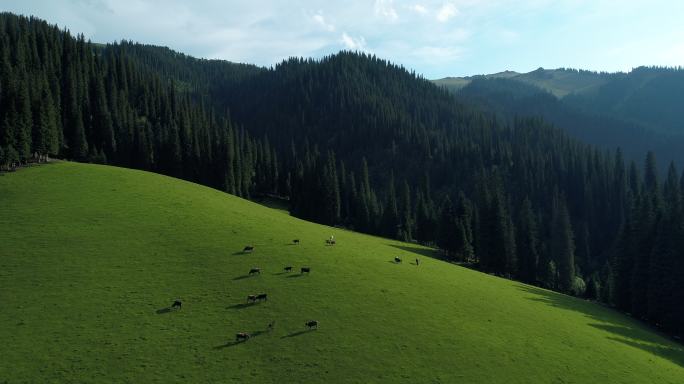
[172, 300, 182, 309]
[305, 320, 319, 329]
[284, 266, 293, 272]
[249, 267, 261, 275]
[235, 332, 250, 342]
[243, 245, 254, 252]
[247, 294, 257, 303]
[300, 267, 311, 274]
[293, 239, 300, 245]
[256, 293, 268, 302]
[416, 258, 420, 266]
[394, 257, 402, 263]
[326, 239, 336, 245]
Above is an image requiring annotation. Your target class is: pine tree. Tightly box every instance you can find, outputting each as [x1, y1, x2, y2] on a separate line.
[454, 192, 475, 261]
[33, 79, 59, 156]
[516, 198, 539, 283]
[15, 76, 32, 160]
[399, 180, 412, 241]
[322, 151, 341, 225]
[551, 195, 576, 293]
[436, 196, 458, 257]
[630, 194, 656, 319]
[647, 163, 680, 324]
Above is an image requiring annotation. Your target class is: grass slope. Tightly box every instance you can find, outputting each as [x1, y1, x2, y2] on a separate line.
[1, 162, 683, 383]
[433, 69, 609, 98]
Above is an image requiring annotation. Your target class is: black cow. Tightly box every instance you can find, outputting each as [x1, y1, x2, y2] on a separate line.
[293, 239, 300, 245]
[305, 320, 319, 329]
[301, 267, 311, 274]
[235, 332, 250, 342]
[256, 293, 268, 302]
[172, 300, 182, 309]
[284, 266, 293, 272]
[247, 294, 257, 303]
[243, 245, 254, 252]
[394, 257, 402, 263]
[249, 267, 261, 275]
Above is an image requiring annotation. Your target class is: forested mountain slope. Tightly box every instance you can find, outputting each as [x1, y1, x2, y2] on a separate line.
[1, 12, 684, 338]
[450, 77, 684, 170]
[434, 67, 684, 169]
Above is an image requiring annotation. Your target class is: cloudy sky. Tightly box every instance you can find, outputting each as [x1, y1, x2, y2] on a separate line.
[3, 0, 683, 78]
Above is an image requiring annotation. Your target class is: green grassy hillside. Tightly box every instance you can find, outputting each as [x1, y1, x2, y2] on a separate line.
[433, 68, 609, 97]
[1, 162, 683, 383]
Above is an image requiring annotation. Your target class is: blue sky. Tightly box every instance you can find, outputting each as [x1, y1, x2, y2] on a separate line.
[3, 0, 683, 78]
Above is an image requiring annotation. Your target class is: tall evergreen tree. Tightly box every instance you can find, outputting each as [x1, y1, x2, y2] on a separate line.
[551, 195, 576, 293]
[516, 198, 539, 283]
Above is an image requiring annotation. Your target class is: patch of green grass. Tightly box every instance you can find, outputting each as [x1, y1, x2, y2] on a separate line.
[432, 69, 609, 98]
[516, 69, 609, 98]
[1, 162, 683, 383]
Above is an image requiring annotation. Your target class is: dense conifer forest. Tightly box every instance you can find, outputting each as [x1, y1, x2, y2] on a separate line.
[447, 69, 684, 171]
[1, 13, 682, 337]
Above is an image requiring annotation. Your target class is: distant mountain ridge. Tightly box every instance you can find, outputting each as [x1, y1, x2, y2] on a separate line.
[433, 66, 684, 169]
[433, 67, 613, 97]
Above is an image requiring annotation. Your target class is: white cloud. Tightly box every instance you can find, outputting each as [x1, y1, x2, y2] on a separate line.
[410, 4, 428, 14]
[340, 32, 367, 51]
[374, 0, 399, 21]
[15, 0, 683, 78]
[436, 2, 459, 22]
[312, 12, 335, 32]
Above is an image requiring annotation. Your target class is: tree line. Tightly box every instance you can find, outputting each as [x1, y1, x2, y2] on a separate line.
[1, 13, 682, 338]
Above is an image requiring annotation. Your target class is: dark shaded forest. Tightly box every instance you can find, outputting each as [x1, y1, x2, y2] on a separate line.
[449, 68, 684, 171]
[1, 13, 682, 338]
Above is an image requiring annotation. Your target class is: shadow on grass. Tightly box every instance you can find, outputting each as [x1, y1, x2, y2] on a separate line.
[213, 340, 244, 349]
[517, 285, 684, 367]
[287, 274, 305, 278]
[233, 275, 254, 280]
[281, 329, 314, 339]
[606, 337, 684, 366]
[227, 302, 257, 310]
[387, 244, 441, 259]
[155, 307, 172, 314]
[213, 330, 270, 349]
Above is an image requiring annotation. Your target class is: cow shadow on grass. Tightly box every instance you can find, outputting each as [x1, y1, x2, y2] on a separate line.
[227, 302, 257, 310]
[213, 330, 270, 349]
[155, 307, 173, 314]
[287, 273, 305, 278]
[232, 275, 254, 280]
[281, 329, 314, 339]
[517, 285, 684, 367]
